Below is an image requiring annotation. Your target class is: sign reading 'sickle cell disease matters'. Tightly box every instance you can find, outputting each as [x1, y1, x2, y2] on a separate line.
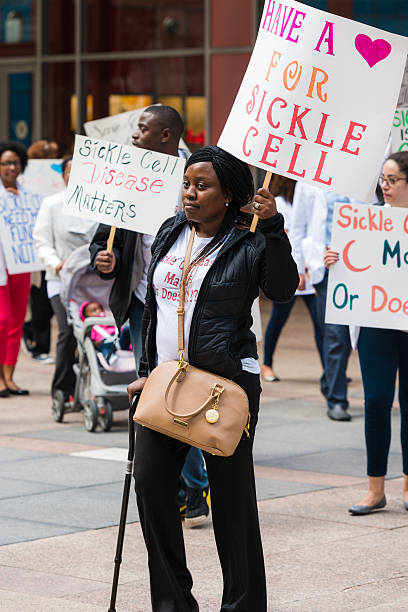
[325, 202, 408, 331]
[218, 0, 408, 202]
[0, 190, 43, 274]
[63, 135, 185, 236]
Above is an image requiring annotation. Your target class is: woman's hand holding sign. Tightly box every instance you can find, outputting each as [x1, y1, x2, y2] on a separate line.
[252, 186, 278, 220]
[95, 250, 116, 274]
[324, 246, 339, 268]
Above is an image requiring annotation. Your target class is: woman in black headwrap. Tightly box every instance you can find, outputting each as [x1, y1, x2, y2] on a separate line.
[128, 146, 299, 611]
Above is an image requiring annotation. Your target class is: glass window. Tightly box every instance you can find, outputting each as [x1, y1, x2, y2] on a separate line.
[86, 58, 154, 121]
[42, 62, 75, 156]
[0, 0, 36, 55]
[353, 0, 408, 35]
[84, 55, 205, 150]
[42, 0, 74, 54]
[85, 0, 204, 53]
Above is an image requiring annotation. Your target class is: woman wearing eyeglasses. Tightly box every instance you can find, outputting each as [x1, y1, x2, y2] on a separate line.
[325, 151, 408, 515]
[0, 141, 42, 396]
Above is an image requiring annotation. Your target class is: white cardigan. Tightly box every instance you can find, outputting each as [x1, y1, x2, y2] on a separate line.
[33, 190, 97, 281]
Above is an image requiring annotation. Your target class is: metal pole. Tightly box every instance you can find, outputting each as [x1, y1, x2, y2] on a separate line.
[108, 393, 139, 612]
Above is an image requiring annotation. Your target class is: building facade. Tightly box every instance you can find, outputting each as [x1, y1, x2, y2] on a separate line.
[0, 0, 406, 155]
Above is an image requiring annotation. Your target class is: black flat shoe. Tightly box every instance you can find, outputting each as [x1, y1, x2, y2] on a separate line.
[404, 501, 408, 511]
[6, 387, 29, 396]
[349, 496, 386, 515]
[327, 404, 351, 421]
[0, 388, 10, 397]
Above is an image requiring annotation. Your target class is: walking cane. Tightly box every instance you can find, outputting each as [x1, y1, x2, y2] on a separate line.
[108, 393, 140, 612]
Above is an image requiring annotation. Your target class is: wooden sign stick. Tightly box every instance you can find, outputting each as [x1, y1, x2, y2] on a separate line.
[250, 171, 273, 233]
[107, 226, 116, 253]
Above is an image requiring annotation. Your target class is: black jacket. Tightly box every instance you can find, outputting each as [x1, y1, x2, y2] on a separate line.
[139, 211, 299, 380]
[89, 224, 143, 328]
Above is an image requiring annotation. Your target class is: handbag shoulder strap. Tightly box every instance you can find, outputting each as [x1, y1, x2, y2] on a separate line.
[177, 227, 196, 358]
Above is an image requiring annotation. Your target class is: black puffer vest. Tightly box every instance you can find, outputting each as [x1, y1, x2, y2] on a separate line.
[139, 211, 299, 380]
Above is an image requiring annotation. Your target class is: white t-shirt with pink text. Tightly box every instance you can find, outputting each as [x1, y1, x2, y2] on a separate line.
[153, 224, 259, 373]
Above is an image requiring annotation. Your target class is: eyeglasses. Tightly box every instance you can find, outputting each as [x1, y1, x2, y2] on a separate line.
[379, 175, 407, 186]
[0, 161, 21, 168]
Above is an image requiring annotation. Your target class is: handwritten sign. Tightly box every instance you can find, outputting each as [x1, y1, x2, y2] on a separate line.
[84, 107, 190, 157]
[0, 190, 43, 274]
[325, 202, 408, 331]
[218, 0, 408, 202]
[391, 107, 408, 152]
[19, 160, 65, 197]
[63, 135, 185, 236]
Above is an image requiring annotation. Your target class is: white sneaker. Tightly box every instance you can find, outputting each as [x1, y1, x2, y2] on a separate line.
[33, 354, 55, 365]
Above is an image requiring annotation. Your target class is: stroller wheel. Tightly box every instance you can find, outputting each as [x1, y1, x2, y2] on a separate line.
[99, 399, 113, 432]
[83, 399, 98, 432]
[52, 390, 65, 423]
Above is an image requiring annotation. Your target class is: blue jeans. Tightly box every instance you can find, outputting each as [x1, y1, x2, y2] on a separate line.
[314, 271, 350, 409]
[263, 294, 324, 368]
[358, 327, 408, 477]
[181, 447, 208, 490]
[128, 295, 144, 372]
[98, 322, 131, 360]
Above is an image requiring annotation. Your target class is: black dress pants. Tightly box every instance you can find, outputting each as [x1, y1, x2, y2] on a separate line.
[23, 272, 53, 355]
[133, 371, 267, 612]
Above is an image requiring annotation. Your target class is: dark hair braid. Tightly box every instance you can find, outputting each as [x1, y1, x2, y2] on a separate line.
[184, 146, 254, 269]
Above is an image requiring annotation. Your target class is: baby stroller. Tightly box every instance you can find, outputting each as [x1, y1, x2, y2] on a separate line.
[51, 244, 136, 432]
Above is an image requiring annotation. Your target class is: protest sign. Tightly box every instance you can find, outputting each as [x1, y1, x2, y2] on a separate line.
[391, 107, 408, 152]
[218, 0, 408, 203]
[325, 202, 408, 331]
[19, 159, 65, 196]
[84, 107, 190, 157]
[63, 135, 185, 236]
[0, 190, 43, 274]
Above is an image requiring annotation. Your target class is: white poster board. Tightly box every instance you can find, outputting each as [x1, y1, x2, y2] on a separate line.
[325, 202, 408, 331]
[218, 0, 408, 202]
[84, 107, 190, 157]
[63, 135, 185, 236]
[391, 107, 408, 152]
[0, 190, 43, 274]
[18, 159, 65, 197]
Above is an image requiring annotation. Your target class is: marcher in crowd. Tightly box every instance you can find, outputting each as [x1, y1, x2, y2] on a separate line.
[33, 156, 96, 402]
[23, 139, 59, 364]
[291, 182, 353, 421]
[127, 145, 299, 611]
[261, 175, 323, 382]
[0, 141, 42, 396]
[325, 151, 408, 515]
[90, 105, 211, 527]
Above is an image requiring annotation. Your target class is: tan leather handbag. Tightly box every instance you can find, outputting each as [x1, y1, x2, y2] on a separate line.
[134, 228, 250, 457]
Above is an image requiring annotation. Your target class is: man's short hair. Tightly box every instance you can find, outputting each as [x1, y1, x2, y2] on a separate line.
[144, 105, 184, 142]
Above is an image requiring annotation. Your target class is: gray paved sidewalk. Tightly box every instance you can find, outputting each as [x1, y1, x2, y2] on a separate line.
[0, 299, 407, 611]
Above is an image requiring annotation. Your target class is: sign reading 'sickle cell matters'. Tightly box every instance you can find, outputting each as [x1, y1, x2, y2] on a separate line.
[218, 0, 408, 202]
[63, 135, 184, 236]
[325, 203, 408, 331]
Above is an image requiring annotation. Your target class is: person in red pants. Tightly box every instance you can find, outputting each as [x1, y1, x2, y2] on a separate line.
[0, 141, 42, 396]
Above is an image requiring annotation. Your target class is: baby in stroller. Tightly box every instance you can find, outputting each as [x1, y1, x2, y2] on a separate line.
[79, 300, 131, 365]
[51, 244, 136, 432]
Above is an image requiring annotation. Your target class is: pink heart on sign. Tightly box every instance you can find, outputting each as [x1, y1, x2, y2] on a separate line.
[355, 34, 391, 68]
